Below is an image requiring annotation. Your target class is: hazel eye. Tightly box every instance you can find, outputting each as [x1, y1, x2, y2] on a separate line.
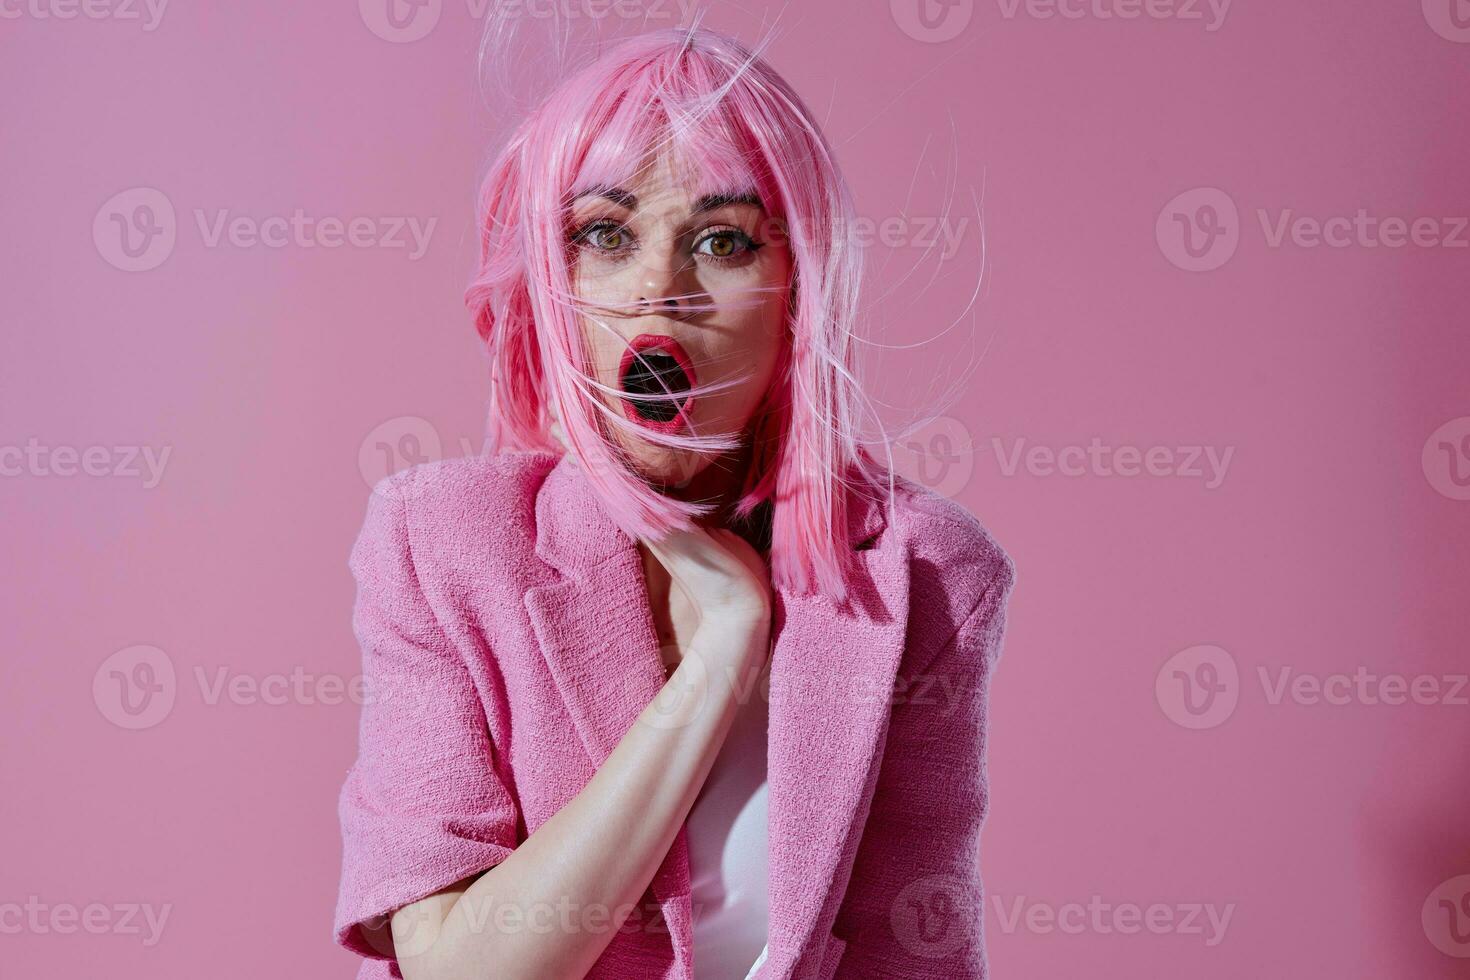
[694, 227, 760, 261]
[704, 233, 736, 257]
[571, 220, 632, 254]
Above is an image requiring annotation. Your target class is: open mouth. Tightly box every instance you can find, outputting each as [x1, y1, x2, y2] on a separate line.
[618, 334, 697, 432]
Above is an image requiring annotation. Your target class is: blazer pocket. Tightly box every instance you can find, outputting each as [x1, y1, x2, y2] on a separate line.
[816, 932, 848, 980]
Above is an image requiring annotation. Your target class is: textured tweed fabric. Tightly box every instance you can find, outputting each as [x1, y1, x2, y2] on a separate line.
[334, 450, 1015, 979]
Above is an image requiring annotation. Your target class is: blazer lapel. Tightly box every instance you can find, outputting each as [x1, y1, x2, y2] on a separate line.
[522, 516, 667, 767]
[521, 453, 698, 975]
[522, 453, 911, 980]
[760, 504, 911, 978]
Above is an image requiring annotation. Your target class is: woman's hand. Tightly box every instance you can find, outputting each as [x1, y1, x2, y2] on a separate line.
[640, 524, 772, 627]
[640, 522, 772, 725]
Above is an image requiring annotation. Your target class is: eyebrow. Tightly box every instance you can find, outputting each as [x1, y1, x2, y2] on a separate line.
[569, 186, 764, 215]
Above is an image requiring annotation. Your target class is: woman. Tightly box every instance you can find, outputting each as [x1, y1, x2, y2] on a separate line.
[333, 25, 1015, 980]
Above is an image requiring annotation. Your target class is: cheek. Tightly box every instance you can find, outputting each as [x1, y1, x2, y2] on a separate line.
[710, 257, 791, 354]
[702, 312, 785, 417]
[571, 273, 622, 370]
[574, 316, 623, 396]
[573, 260, 611, 295]
[571, 260, 638, 323]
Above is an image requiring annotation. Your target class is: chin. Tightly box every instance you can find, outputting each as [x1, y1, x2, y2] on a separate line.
[619, 440, 714, 491]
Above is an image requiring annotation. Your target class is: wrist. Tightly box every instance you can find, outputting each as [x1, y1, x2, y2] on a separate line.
[698, 601, 770, 638]
[689, 615, 770, 694]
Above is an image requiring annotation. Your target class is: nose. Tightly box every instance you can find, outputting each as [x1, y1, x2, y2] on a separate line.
[633, 240, 696, 317]
[636, 294, 685, 315]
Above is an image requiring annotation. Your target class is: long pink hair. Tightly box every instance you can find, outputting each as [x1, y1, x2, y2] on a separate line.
[464, 25, 893, 603]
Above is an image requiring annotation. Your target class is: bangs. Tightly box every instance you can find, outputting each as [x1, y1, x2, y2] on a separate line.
[564, 54, 779, 217]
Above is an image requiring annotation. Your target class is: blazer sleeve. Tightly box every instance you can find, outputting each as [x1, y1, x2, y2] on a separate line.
[333, 478, 522, 966]
[831, 552, 1016, 979]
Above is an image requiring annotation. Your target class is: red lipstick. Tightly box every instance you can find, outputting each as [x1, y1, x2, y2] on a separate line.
[617, 334, 697, 433]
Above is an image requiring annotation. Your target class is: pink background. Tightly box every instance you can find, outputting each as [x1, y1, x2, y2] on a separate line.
[3, 1, 1468, 976]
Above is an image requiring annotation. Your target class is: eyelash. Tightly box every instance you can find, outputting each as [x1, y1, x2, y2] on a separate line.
[568, 220, 764, 266]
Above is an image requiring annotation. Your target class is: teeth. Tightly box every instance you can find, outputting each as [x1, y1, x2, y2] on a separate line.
[621, 349, 691, 423]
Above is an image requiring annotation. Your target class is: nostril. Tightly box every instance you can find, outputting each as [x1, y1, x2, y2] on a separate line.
[636, 296, 684, 314]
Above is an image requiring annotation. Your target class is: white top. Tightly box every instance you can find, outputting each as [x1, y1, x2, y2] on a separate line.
[687, 658, 771, 980]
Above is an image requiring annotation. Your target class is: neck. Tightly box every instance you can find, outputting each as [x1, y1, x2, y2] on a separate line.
[663, 443, 749, 514]
[657, 441, 773, 546]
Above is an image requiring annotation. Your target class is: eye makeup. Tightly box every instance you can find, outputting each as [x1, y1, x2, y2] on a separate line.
[568, 217, 767, 267]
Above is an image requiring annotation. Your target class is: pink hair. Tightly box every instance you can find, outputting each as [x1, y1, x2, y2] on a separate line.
[464, 25, 892, 603]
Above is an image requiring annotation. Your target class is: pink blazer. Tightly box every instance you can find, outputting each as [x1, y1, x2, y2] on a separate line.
[333, 450, 1015, 979]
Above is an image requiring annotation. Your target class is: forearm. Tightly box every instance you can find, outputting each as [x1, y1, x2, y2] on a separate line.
[394, 618, 765, 980]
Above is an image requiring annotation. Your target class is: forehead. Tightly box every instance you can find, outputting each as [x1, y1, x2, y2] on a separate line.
[567, 113, 771, 214]
[570, 179, 765, 218]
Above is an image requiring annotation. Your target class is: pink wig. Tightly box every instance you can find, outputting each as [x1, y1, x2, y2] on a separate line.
[464, 25, 892, 603]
